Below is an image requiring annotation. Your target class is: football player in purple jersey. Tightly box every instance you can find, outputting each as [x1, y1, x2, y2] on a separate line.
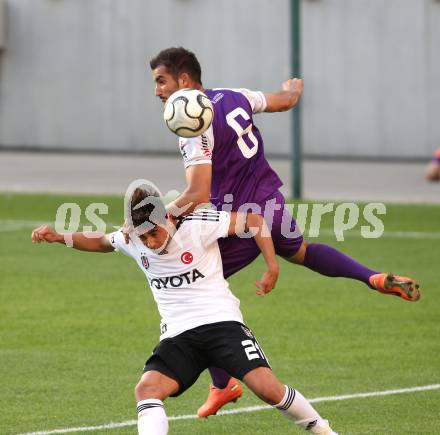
[148, 47, 420, 417]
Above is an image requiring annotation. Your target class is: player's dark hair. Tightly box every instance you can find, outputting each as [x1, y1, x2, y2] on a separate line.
[150, 47, 202, 85]
[130, 188, 167, 230]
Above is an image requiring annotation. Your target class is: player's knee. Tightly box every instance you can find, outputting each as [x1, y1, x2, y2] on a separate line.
[134, 377, 162, 401]
[288, 240, 307, 265]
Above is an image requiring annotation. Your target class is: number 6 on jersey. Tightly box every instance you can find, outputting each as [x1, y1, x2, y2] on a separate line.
[226, 107, 259, 159]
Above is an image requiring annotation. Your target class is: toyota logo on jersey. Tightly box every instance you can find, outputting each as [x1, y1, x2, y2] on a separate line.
[181, 251, 193, 264]
[149, 269, 205, 290]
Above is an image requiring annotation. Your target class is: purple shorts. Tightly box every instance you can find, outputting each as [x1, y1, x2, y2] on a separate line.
[218, 191, 303, 279]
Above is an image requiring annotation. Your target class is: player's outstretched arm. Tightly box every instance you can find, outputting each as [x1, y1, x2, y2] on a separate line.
[228, 213, 279, 296]
[31, 225, 114, 253]
[264, 78, 304, 112]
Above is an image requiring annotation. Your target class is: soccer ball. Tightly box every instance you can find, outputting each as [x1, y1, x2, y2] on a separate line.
[163, 89, 214, 138]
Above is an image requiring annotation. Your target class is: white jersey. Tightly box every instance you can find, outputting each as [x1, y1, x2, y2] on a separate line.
[108, 210, 243, 340]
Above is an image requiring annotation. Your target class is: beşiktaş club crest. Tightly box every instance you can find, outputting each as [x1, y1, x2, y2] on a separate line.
[141, 255, 149, 270]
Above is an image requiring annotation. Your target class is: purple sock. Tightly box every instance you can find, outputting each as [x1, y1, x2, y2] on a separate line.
[303, 243, 377, 288]
[209, 367, 231, 389]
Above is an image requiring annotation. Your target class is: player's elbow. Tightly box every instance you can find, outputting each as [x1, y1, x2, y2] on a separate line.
[281, 94, 299, 111]
[266, 90, 300, 112]
[245, 213, 267, 235]
[247, 213, 263, 227]
[187, 189, 210, 206]
[196, 192, 210, 204]
[273, 90, 300, 112]
[97, 235, 115, 253]
[271, 101, 293, 113]
[277, 102, 292, 112]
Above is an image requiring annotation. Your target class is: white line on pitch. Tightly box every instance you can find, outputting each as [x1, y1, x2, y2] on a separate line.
[0, 220, 47, 232]
[317, 229, 440, 239]
[17, 383, 440, 435]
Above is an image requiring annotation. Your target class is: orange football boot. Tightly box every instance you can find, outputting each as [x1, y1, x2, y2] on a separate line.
[197, 377, 243, 418]
[369, 273, 420, 301]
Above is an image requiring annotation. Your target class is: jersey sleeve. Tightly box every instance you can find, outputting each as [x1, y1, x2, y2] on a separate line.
[185, 210, 231, 247]
[179, 125, 214, 169]
[236, 88, 267, 113]
[106, 230, 134, 258]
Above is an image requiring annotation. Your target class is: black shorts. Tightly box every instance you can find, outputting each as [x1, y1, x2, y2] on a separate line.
[143, 321, 271, 397]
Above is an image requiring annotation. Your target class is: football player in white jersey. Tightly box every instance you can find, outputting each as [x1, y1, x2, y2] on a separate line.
[31, 187, 337, 435]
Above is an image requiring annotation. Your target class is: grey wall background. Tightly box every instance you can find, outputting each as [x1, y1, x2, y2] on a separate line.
[0, 0, 438, 159]
[303, 0, 440, 159]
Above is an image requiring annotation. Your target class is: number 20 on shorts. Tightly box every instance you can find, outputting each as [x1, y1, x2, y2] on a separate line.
[241, 339, 268, 362]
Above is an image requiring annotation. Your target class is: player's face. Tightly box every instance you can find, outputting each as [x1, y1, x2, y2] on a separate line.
[139, 225, 169, 250]
[152, 65, 180, 104]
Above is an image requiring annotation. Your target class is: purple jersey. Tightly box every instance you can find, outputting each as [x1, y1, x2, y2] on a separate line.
[178, 88, 283, 211]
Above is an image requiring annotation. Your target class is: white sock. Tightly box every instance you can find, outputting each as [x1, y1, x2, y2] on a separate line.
[274, 386, 337, 434]
[137, 399, 168, 435]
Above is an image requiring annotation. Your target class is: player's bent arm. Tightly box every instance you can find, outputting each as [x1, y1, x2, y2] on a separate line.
[263, 78, 304, 112]
[166, 163, 212, 216]
[31, 225, 114, 253]
[228, 213, 279, 295]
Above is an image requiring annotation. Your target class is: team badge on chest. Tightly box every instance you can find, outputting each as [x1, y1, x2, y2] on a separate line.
[141, 255, 149, 270]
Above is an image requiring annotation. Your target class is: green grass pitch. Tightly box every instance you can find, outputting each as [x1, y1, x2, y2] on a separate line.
[1, 193, 439, 434]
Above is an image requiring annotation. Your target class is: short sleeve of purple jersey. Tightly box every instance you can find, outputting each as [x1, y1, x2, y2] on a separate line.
[233, 88, 267, 113]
